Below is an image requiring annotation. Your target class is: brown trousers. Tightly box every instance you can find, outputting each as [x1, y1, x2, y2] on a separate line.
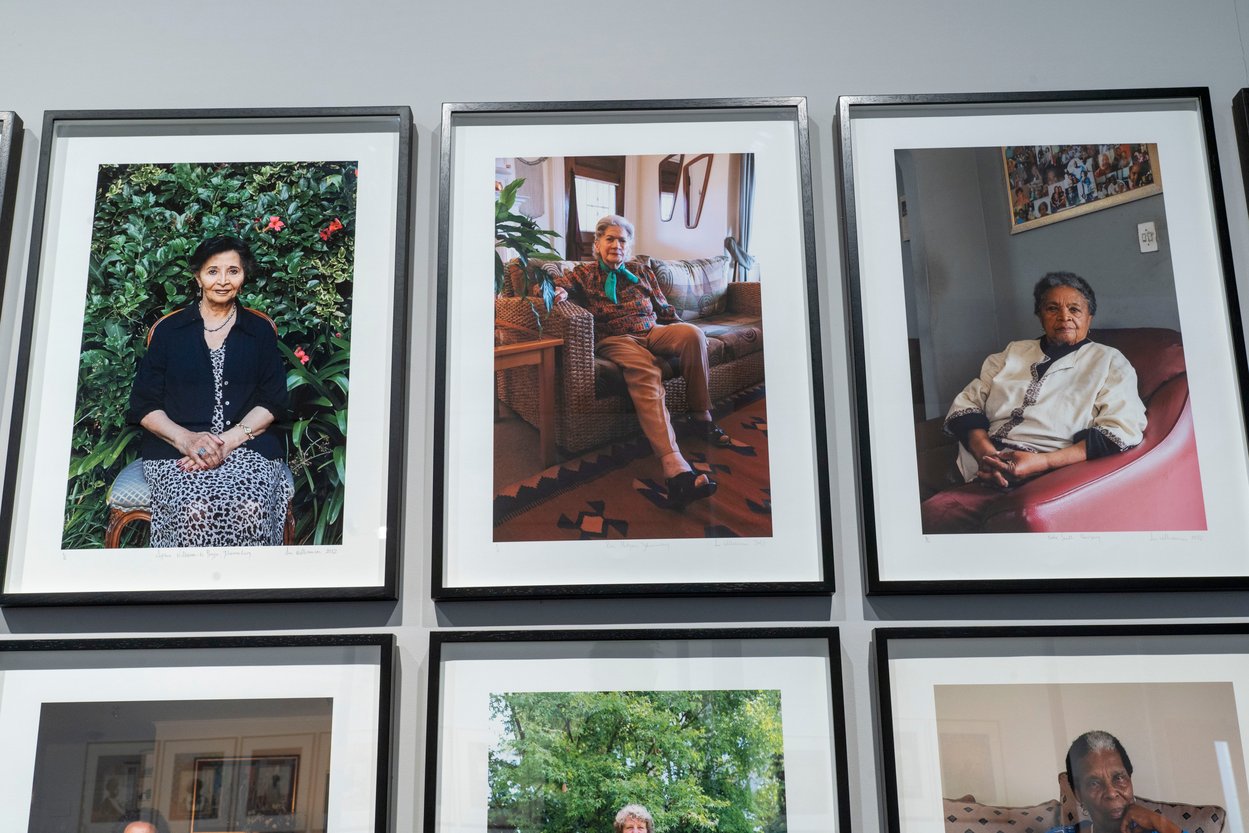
[596, 322, 712, 458]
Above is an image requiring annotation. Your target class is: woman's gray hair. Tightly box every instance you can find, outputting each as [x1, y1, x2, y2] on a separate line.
[1033, 271, 1097, 316]
[614, 804, 654, 833]
[595, 214, 635, 242]
[1064, 729, 1133, 787]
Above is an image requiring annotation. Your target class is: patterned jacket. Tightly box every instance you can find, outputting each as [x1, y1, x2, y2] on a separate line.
[549, 260, 678, 338]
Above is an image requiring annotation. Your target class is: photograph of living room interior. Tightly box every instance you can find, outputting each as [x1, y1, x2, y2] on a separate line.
[493, 152, 772, 541]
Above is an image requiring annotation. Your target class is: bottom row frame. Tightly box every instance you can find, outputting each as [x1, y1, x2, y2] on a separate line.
[3, 627, 1247, 833]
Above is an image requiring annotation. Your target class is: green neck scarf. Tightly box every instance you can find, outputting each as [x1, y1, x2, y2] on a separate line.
[599, 259, 639, 303]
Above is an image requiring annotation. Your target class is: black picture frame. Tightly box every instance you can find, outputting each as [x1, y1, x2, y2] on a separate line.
[425, 627, 851, 833]
[433, 97, 832, 600]
[0, 633, 394, 833]
[874, 624, 1249, 833]
[837, 88, 1249, 594]
[0, 106, 414, 605]
[0, 111, 22, 296]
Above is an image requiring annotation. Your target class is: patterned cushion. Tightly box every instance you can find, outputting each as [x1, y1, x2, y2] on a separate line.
[641, 255, 730, 321]
[942, 798, 1059, 833]
[695, 315, 763, 360]
[107, 459, 151, 510]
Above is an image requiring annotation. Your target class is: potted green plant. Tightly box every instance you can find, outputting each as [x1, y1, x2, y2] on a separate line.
[494, 178, 562, 328]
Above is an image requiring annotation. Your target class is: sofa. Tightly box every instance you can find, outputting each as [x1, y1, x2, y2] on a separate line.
[495, 254, 764, 454]
[916, 327, 1205, 533]
[943, 771, 1225, 833]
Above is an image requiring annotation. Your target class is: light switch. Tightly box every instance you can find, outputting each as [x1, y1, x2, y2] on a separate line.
[1138, 221, 1159, 253]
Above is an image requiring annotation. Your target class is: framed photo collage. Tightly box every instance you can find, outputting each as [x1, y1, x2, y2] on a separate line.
[0, 87, 1246, 833]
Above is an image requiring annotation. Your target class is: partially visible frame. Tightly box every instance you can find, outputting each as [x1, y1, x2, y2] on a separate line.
[1230, 89, 1249, 215]
[425, 628, 850, 833]
[1, 634, 393, 833]
[875, 625, 1249, 833]
[434, 98, 832, 599]
[0, 107, 414, 604]
[0, 112, 22, 295]
[838, 88, 1249, 594]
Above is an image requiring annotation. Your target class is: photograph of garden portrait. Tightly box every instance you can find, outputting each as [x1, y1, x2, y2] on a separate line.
[492, 151, 771, 544]
[487, 689, 787, 833]
[66, 159, 358, 549]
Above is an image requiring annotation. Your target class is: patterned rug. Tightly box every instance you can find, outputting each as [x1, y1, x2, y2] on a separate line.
[494, 389, 771, 541]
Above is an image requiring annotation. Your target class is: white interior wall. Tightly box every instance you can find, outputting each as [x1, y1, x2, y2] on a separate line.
[3, 3, 1249, 833]
[934, 682, 1246, 809]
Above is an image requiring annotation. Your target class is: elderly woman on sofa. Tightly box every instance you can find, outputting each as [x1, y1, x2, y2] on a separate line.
[539, 214, 735, 509]
[1049, 730, 1187, 833]
[922, 272, 1147, 533]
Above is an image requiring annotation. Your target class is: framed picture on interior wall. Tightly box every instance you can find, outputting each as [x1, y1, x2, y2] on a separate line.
[0, 633, 393, 833]
[425, 627, 851, 833]
[0, 107, 414, 605]
[875, 625, 1249, 833]
[837, 88, 1249, 594]
[0, 111, 22, 292]
[433, 97, 831, 599]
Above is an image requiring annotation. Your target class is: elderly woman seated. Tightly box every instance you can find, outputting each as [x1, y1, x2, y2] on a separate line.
[922, 272, 1147, 533]
[1050, 730, 1187, 833]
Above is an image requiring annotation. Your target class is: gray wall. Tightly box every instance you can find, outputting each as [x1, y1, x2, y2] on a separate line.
[903, 146, 1181, 412]
[5, 2, 1249, 833]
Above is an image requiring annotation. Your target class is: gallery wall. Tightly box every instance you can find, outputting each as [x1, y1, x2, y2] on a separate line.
[4, 2, 1249, 832]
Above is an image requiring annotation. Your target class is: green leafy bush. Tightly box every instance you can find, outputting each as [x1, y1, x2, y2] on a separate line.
[488, 689, 787, 833]
[64, 160, 358, 548]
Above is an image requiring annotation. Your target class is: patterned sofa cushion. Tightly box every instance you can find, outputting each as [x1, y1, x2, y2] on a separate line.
[942, 797, 1060, 833]
[640, 255, 730, 321]
[695, 313, 763, 360]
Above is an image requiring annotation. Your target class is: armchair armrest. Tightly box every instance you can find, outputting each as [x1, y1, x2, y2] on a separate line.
[726, 282, 762, 316]
[981, 378, 1203, 532]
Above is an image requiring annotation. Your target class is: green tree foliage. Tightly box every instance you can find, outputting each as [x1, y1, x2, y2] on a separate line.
[64, 160, 357, 548]
[488, 690, 786, 833]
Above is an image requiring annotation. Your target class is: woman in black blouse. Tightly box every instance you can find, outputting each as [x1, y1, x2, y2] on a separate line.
[127, 236, 291, 547]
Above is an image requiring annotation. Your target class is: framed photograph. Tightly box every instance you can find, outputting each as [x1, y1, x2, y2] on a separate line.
[0, 107, 413, 604]
[185, 753, 299, 831]
[875, 625, 1249, 833]
[1003, 142, 1161, 233]
[0, 111, 22, 291]
[3, 633, 392, 833]
[81, 741, 156, 833]
[837, 88, 1249, 593]
[433, 97, 831, 598]
[1229, 89, 1249, 216]
[425, 628, 850, 833]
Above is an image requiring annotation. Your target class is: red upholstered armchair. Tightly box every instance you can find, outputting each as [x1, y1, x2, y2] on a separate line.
[916, 327, 1205, 533]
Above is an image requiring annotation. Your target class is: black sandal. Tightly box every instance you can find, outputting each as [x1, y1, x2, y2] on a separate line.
[665, 470, 717, 510]
[687, 417, 734, 447]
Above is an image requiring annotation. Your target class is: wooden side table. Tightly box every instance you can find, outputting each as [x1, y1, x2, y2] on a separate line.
[494, 335, 563, 467]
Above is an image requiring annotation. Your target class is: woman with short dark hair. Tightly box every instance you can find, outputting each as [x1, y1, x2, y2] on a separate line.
[127, 235, 292, 546]
[923, 272, 1146, 532]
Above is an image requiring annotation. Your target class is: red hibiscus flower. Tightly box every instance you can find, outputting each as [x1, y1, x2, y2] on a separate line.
[319, 217, 345, 241]
[293, 346, 310, 365]
[265, 215, 285, 232]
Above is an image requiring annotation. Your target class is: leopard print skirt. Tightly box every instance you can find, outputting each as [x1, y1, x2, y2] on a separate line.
[142, 344, 292, 548]
[144, 450, 293, 547]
